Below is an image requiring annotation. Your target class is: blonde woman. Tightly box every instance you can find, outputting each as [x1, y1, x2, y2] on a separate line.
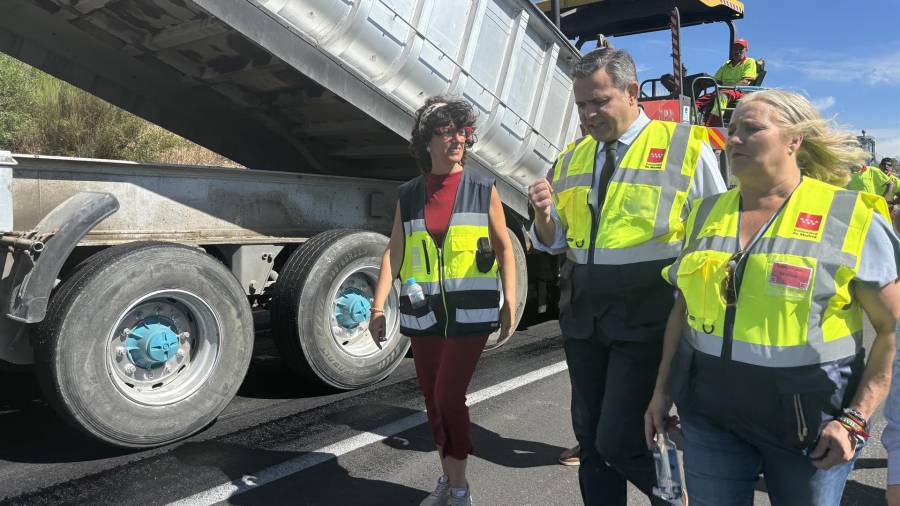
[644, 90, 900, 505]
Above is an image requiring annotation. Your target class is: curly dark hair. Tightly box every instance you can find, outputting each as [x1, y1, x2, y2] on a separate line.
[409, 95, 477, 173]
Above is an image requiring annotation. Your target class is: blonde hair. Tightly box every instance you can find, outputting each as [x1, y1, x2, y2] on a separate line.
[737, 90, 866, 187]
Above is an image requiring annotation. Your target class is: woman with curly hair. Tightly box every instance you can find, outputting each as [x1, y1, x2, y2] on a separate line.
[370, 95, 516, 506]
[644, 89, 900, 505]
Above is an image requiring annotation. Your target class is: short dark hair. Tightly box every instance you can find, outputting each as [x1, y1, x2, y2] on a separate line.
[881, 157, 894, 166]
[572, 47, 638, 90]
[409, 96, 477, 173]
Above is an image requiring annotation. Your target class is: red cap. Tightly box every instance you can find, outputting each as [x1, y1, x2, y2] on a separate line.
[734, 39, 749, 49]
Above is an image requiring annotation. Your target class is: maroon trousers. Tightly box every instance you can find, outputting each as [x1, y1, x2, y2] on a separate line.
[410, 334, 488, 460]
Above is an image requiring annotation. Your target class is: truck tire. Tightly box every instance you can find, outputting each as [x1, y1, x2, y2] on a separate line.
[34, 242, 253, 448]
[271, 230, 408, 389]
[485, 229, 528, 350]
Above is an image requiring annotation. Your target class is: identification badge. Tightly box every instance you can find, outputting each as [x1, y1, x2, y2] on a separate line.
[769, 262, 812, 290]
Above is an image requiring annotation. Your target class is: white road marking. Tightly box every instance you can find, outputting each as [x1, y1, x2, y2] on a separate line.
[168, 360, 568, 505]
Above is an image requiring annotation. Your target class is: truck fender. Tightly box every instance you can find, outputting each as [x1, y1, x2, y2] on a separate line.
[4, 192, 119, 323]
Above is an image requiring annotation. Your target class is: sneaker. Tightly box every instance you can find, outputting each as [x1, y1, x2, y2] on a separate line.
[420, 475, 450, 506]
[558, 445, 580, 466]
[447, 486, 472, 506]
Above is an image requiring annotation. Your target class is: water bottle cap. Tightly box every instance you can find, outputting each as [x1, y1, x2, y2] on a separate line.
[406, 277, 416, 285]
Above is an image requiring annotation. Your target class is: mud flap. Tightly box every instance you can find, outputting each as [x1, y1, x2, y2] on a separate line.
[4, 192, 118, 323]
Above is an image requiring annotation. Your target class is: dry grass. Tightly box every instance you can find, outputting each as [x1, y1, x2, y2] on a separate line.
[155, 143, 244, 168]
[1, 55, 244, 168]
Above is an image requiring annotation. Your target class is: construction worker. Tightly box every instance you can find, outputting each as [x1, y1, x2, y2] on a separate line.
[527, 47, 725, 505]
[847, 161, 896, 203]
[645, 90, 900, 504]
[695, 38, 758, 125]
[881, 157, 899, 201]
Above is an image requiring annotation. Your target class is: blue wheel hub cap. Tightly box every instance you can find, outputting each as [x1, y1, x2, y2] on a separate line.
[335, 288, 372, 329]
[125, 316, 180, 369]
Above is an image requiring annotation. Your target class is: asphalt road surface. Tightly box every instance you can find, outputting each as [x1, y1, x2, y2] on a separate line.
[0, 320, 890, 505]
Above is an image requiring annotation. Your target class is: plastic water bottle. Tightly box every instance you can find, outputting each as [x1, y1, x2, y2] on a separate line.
[653, 432, 685, 505]
[406, 278, 426, 309]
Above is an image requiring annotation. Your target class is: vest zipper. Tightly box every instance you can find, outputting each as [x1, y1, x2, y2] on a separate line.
[421, 239, 432, 275]
[420, 171, 463, 338]
[437, 245, 449, 337]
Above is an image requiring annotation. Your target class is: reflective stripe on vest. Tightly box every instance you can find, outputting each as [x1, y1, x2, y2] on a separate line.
[551, 121, 706, 264]
[397, 172, 500, 337]
[668, 177, 889, 367]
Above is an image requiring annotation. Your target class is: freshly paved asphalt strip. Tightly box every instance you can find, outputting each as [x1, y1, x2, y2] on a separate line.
[169, 361, 569, 505]
[0, 319, 890, 505]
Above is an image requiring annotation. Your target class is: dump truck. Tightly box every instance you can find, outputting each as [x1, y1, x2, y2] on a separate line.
[0, 0, 581, 448]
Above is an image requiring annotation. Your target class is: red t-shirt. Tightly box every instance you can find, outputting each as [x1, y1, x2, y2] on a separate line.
[425, 170, 462, 246]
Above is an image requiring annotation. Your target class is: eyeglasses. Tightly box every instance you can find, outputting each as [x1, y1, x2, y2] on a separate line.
[720, 250, 746, 307]
[434, 125, 475, 140]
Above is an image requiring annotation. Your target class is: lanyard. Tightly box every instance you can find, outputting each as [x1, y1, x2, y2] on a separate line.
[722, 178, 801, 359]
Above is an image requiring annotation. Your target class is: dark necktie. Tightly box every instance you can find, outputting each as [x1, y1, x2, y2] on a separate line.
[594, 140, 618, 212]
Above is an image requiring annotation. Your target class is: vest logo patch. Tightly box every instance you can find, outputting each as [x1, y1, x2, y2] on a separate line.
[794, 212, 823, 238]
[646, 148, 666, 168]
[769, 262, 812, 290]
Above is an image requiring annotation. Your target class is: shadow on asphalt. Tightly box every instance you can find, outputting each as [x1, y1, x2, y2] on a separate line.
[842, 479, 887, 506]
[173, 441, 426, 505]
[329, 404, 568, 469]
[235, 334, 338, 400]
[853, 457, 887, 469]
[0, 373, 128, 463]
[219, 451, 427, 505]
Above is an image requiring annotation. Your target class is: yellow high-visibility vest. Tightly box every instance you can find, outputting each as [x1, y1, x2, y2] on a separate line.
[551, 120, 708, 265]
[397, 171, 500, 337]
[664, 177, 889, 366]
[847, 165, 891, 197]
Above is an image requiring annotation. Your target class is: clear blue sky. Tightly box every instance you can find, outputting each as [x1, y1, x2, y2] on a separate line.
[567, 0, 900, 159]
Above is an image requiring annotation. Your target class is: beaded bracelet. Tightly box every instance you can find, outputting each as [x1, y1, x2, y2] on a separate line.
[835, 415, 870, 440]
[842, 408, 868, 429]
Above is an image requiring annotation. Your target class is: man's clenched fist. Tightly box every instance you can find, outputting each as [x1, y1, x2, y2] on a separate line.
[528, 180, 553, 217]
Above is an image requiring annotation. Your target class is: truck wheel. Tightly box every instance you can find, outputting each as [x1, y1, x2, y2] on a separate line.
[271, 230, 408, 389]
[485, 229, 528, 351]
[34, 242, 253, 448]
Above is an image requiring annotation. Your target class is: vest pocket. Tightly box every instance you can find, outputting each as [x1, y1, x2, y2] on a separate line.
[555, 189, 591, 250]
[400, 311, 437, 331]
[399, 295, 438, 331]
[676, 252, 728, 333]
[456, 307, 499, 324]
[600, 183, 660, 247]
[775, 370, 841, 452]
[447, 233, 479, 276]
